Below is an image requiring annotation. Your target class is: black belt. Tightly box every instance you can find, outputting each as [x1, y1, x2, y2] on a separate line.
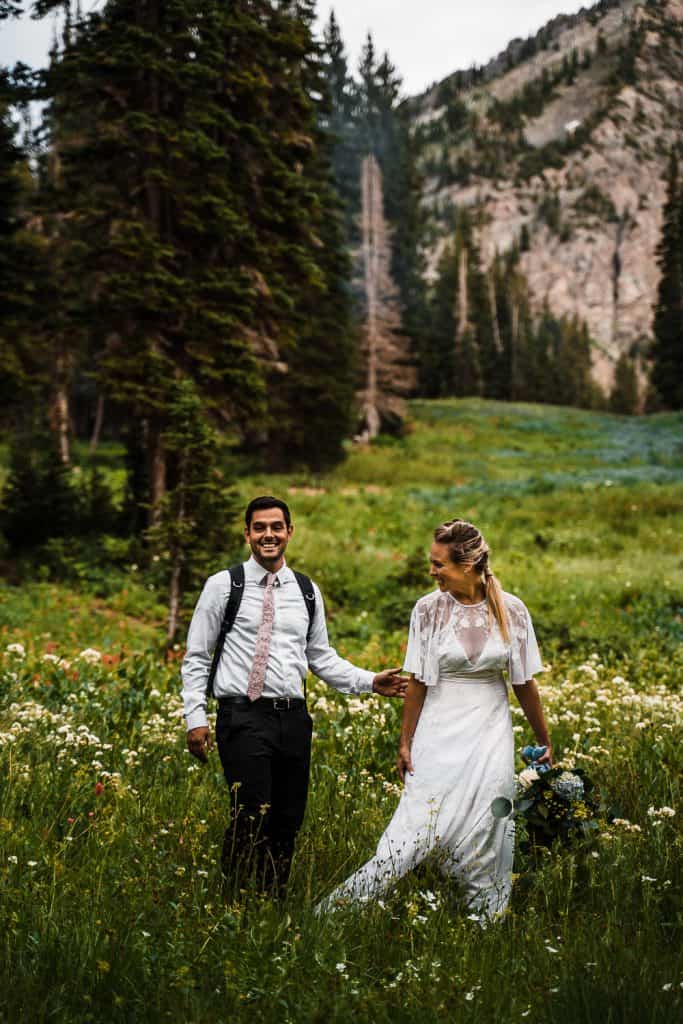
[217, 695, 306, 711]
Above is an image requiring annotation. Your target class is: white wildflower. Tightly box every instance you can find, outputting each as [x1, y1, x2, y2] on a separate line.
[78, 648, 102, 664]
[647, 806, 675, 819]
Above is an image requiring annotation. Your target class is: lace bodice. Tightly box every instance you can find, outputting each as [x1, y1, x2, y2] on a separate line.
[403, 589, 543, 687]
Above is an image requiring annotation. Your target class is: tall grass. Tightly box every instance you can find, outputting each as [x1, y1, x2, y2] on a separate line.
[1, 400, 681, 1022]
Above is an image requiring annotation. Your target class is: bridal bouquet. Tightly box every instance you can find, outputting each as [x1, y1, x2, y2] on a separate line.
[514, 755, 603, 850]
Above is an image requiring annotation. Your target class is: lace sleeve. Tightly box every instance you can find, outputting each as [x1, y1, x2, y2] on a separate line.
[402, 593, 448, 686]
[403, 603, 424, 680]
[507, 598, 543, 685]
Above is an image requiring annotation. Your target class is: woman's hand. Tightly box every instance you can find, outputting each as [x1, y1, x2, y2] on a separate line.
[397, 741, 414, 783]
[536, 744, 553, 767]
[513, 680, 552, 768]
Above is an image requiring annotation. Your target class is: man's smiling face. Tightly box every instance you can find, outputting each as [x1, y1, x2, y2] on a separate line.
[245, 507, 293, 571]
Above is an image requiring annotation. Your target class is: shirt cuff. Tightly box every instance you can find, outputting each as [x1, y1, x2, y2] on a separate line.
[356, 669, 375, 694]
[185, 708, 209, 731]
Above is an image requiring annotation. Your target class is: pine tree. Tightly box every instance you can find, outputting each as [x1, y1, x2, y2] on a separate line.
[356, 153, 414, 437]
[321, 10, 361, 241]
[357, 40, 428, 378]
[0, 66, 48, 419]
[266, 0, 357, 468]
[425, 243, 458, 396]
[610, 351, 639, 414]
[650, 149, 683, 409]
[0, 420, 80, 552]
[145, 376, 238, 646]
[44, 0, 270, 510]
[40, 0, 356, 500]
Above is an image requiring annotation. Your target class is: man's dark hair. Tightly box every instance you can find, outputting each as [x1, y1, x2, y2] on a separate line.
[245, 495, 291, 529]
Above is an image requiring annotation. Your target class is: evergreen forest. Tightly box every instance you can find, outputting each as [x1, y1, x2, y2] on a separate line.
[0, 0, 682, 634]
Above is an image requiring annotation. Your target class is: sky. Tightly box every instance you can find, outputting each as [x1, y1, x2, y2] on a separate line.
[1, 1, 591, 97]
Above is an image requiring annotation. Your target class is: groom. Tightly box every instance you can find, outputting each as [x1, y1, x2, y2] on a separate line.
[181, 495, 406, 894]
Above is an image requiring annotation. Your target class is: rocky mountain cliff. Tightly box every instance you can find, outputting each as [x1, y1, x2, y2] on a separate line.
[406, 0, 683, 390]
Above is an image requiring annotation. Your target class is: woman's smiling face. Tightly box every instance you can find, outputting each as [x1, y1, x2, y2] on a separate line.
[428, 541, 473, 596]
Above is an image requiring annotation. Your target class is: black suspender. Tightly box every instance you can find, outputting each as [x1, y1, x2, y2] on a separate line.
[293, 570, 316, 640]
[205, 564, 316, 700]
[205, 564, 245, 699]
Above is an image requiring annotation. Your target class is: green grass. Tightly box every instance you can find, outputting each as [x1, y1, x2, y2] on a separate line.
[1, 399, 682, 1022]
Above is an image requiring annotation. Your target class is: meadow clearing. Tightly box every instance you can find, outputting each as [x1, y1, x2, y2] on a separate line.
[1, 399, 681, 1023]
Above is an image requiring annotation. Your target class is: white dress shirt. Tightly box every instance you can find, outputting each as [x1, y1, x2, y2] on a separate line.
[181, 555, 374, 730]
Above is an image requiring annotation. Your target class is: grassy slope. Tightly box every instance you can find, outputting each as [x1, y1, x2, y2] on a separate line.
[1, 400, 681, 1023]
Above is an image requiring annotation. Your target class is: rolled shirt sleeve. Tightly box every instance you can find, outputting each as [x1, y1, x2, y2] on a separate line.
[305, 584, 374, 695]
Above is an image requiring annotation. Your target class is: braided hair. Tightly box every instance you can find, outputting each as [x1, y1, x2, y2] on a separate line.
[433, 519, 510, 643]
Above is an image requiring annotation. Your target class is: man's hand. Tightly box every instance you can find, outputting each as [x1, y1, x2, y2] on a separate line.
[397, 740, 414, 783]
[372, 667, 409, 699]
[187, 726, 212, 763]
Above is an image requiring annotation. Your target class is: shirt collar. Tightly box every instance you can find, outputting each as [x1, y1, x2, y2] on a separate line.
[245, 554, 292, 586]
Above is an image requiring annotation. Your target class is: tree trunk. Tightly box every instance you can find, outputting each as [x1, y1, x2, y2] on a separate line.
[149, 427, 167, 527]
[50, 349, 71, 464]
[489, 271, 502, 353]
[89, 393, 105, 452]
[52, 387, 70, 464]
[510, 297, 519, 399]
[456, 243, 469, 342]
[165, 452, 186, 649]
[166, 560, 183, 650]
[356, 154, 414, 440]
[360, 154, 381, 440]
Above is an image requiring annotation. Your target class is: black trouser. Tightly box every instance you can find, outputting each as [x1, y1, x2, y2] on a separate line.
[215, 697, 312, 896]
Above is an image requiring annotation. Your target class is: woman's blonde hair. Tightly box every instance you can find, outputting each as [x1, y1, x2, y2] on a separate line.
[433, 519, 509, 643]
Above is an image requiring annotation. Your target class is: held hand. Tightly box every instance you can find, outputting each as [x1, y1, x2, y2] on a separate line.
[536, 744, 553, 767]
[187, 726, 212, 763]
[372, 668, 409, 699]
[397, 741, 414, 783]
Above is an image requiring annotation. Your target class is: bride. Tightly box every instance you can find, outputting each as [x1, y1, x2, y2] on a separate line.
[319, 518, 553, 921]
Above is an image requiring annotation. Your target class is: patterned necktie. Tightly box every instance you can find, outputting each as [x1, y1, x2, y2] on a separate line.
[246, 572, 276, 702]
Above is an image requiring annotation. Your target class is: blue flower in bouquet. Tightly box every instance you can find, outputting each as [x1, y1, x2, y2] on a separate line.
[521, 745, 551, 773]
[550, 771, 585, 802]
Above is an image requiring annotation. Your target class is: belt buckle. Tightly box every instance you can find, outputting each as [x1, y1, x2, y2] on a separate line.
[273, 697, 290, 711]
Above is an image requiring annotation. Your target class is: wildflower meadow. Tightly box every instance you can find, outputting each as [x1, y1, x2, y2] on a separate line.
[1, 400, 681, 1023]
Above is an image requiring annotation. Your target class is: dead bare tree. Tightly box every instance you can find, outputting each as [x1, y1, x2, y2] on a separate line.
[356, 155, 415, 441]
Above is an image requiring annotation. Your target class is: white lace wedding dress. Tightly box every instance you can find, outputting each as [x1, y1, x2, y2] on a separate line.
[320, 590, 543, 919]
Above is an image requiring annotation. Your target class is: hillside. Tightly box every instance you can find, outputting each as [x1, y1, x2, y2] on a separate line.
[407, 0, 683, 390]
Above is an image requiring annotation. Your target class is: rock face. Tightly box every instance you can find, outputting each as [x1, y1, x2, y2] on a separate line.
[410, 0, 683, 391]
